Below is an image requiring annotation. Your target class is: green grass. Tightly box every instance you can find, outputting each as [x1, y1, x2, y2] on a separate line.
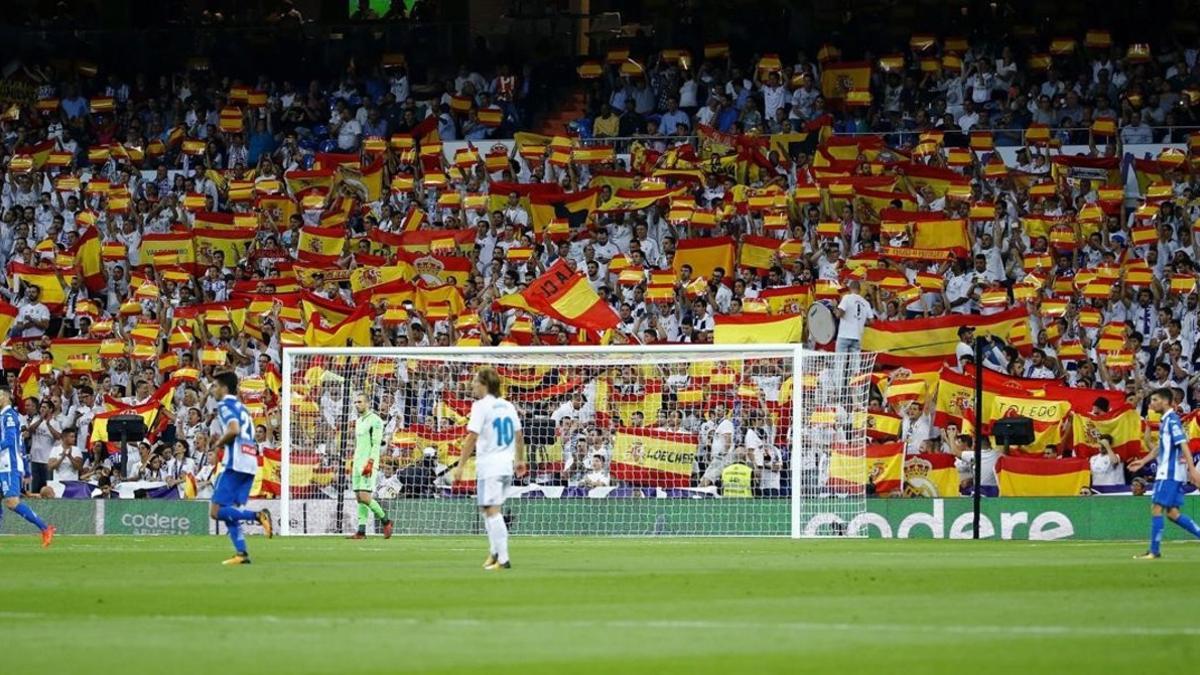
[1, 535, 1197, 674]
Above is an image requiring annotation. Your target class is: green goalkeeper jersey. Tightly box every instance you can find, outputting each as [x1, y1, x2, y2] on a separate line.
[353, 411, 384, 469]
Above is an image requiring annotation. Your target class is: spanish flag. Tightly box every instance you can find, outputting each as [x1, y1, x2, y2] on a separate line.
[297, 226, 346, 258]
[193, 227, 254, 264]
[996, 456, 1091, 497]
[713, 313, 803, 344]
[827, 441, 903, 495]
[609, 427, 697, 488]
[68, 226, 105, 292]
[759, 285, 812, 314]
[285, 169, 334, 196]
[598, 186, 683, 212]
[1071, 407, 1145, 461]
[884, 378, 928, 405]
[904, 453, 961, 497]
[304, 305, 373, 347]
[349, 265, 414, 303]
[865, 411, 902, 440]
[577, 61, 603, 78]
[528, 188, 599, 237]
[862, 307, 1028, 357]
[820, 61, 872, 102]
[139, 233, 195, 268]
[45, 338, 103, 371]
[9, 263, 65, 309]
[414, 282, 466, 316]
[90, 379, 177, 448]
[498, 259, 619, 332]
[0, 299, 17, 339]
[672, 237, 736, 279]
[738, 235, 782, 270]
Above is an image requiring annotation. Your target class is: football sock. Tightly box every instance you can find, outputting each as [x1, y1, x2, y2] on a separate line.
[1150, 515, 1165, 555]
[486, 513, 509, 564]
[357, 503, 369, 532]
[216, 506, 257, 522]
[12, 503, 47, 531]
[226, 521, 246, 555]
[1174, 514, 1200, 539]
[367, 499, 387, 521]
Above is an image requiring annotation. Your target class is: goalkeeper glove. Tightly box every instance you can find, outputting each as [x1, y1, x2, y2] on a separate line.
[362, 458, 374, 477]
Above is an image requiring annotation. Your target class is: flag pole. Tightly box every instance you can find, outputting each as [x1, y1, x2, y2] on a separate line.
[972, 335, 984, 539]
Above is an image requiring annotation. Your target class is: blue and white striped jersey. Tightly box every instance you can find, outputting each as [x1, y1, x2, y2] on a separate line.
[0, 405, 24, 475]
[218, 395, 259, 475]
[1156, 410, 1191, 482]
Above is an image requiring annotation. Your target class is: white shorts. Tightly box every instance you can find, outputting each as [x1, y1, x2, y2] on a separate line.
[702, 453, 733, 484]
[477, 475, 512, 507]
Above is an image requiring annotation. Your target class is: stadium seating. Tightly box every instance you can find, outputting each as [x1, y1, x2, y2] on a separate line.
[2, 20, 1198, 502]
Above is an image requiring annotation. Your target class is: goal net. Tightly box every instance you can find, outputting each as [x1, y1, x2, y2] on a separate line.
[279, 346, 876, 537]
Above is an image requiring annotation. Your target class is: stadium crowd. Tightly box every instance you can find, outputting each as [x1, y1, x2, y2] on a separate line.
[1, 25, 1200, 502]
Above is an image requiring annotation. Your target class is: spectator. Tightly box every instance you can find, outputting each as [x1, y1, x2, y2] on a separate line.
[47, 427, 82, 482]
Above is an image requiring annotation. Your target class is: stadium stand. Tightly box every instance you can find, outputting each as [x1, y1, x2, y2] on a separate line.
[1, 0, 1200, 502]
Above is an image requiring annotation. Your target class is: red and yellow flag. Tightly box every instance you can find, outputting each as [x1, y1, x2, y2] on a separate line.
[1071, 408, 1144, 461]
[862, 307, 1028, 357]
[304, 305, 373, 347]
[9, 263, 65, 309]
[903, 453, 961, 497]
[609, 426, 697, 488]
[996, 456, 1090, 497]
[672, 237, 737, 279]
[713, 313, 803, 344]
[820, 61, 872, 102]
[827, 442, 903, 495]
[193, 227, 254, 265]
[497, 260, 619, 332]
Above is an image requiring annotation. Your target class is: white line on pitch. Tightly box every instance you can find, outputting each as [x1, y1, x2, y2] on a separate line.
[0, 612, 1193, 638]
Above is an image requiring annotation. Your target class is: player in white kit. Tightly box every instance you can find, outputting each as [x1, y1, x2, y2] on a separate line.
[453, 367, 526, 570]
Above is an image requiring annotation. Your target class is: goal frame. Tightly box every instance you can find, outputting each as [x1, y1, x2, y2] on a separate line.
[279, 344, 866, 538]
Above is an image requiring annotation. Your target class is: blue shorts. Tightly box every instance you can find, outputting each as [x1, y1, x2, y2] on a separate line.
[1152, 479, 1186, 510]
[0, 470, 20, 498]
[211, 470, 255, 507]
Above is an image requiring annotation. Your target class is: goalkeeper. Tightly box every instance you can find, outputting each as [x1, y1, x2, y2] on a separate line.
[350, 393, 394, 539]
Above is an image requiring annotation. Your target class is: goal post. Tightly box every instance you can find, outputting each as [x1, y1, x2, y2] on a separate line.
[279, 345, 876, 538]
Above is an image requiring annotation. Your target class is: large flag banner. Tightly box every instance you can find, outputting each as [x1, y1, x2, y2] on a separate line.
[932, 366, 1047, 428]
[903, 453, 961, 497]
[504, 259, 619, 332]
[713, 313, 803, 344]
[827, 442, 903, 495]
[609, 426, 697, 488]
[1070, 408, 1144, 461]
[996, 456, 1091, 497]
[861, 307, 1028, 357]
[991, 394, 1070, 454]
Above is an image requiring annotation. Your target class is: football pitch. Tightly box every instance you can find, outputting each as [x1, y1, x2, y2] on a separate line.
[2, 535, 1196, 674]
